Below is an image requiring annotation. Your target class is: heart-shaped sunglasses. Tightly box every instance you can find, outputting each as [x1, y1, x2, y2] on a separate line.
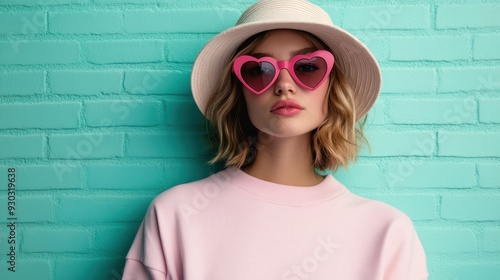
[232, 50, 335, 95]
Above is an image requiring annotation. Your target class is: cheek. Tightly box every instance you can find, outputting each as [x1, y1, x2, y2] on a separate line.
[243, 90, 261, 121]
[322, 91, 329, 115]
[317, 83, 330, 117]
[243, 89, 254, 111]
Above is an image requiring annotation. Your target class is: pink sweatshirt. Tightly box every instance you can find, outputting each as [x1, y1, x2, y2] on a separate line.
[123, 167, 428, 280]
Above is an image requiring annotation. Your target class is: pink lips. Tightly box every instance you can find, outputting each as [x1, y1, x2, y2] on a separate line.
[270, 100, 303, 116]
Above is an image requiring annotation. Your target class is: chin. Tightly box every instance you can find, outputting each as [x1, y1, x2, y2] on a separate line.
[250, 117, 322, 138]
[258, 127, 316, 139]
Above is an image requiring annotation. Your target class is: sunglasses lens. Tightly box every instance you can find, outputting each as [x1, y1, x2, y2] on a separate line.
[294, 57, 328, 89]
[240, 61, 275, 93]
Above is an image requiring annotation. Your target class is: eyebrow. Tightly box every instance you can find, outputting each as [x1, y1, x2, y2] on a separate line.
[250, 47, 316, 58]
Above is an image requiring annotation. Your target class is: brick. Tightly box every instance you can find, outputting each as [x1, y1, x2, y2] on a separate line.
[353, 36, 388, 62]
[483, 228, 500, 251]
[0, 165, 82, 190]
[363, 98, 385, 125]
[0, 260, 50, 280]
[58, 196, 151, 222]
[49, 133, 124, 159]
[0, 71, 44, 96]
[0, 12, 46, 34]
[321, 5, 342, 23]
[0, 102, 80, 129]
[386, 163, 475, 188]
[22, 229, 91, 252]
[478, 164, 500, 188]
[438, 67, 500, 92]
[49, 11, 122, 34]
[165, 99, 205, 126]
[0, 41, 80, 65]
[389, 36, 470, 61]
[94, 0, 165, 3]
[368, 195, 436, 221]
[0, 0, 86, 5]
[85, 100, 162, 127]
[475, 34, 500, 60]
[418, 227, 477, 253]
[479, 98, 500, 123]
[361, 130, 436, 157]
[50, 70, 122, 95]
[166, 39, 210, 63]
[432, 263, 500, 280]
[441, 195, 500, 221]
[342, 5, 431, 30]
[332, 164, 384, 188]
[388, 98, 476, 124]
[52, 161, 82, 189]
[437, 5, 500, 29]
[124, 9, 239, 33]
[124, 70, 190, 95]
[0, 135, 43, 159]
[87, 164, 163, 189]
[0, 196, 53, 222]
[381, 68, 436, 93]
[126, 133, 211, 158]
[438, 131, 500, 157]
[85, 40, 164, 64]
[19, 196, 54, 222]
[93, 226, 138, 255]
[55, 258, 125, 280]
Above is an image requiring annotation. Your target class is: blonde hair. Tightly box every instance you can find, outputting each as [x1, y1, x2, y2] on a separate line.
[204, 30, 369, 172]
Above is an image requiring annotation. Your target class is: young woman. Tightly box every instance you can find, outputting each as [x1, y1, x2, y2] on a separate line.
[123, 0, 428, 279]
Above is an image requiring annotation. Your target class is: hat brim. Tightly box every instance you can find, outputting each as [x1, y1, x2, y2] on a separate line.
[191, 21, 381, 122]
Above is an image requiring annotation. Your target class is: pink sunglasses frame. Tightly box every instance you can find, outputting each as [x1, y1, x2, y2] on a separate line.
[232, 50, 335, 95]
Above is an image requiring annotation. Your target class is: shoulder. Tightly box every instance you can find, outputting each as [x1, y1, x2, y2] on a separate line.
[342, 192, 428, 277]
[340, 191, 418, 234]
[150, 167, 237, 209]
[350, 197, 429, 279]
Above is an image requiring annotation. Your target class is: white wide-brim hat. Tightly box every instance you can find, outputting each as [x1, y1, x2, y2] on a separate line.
[191, 0, 381, 122]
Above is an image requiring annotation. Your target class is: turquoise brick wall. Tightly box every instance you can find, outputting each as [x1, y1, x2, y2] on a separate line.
[0, 0, 499, 279]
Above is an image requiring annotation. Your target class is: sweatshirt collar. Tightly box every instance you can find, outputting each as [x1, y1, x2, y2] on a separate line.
[226, 167, 347, 207]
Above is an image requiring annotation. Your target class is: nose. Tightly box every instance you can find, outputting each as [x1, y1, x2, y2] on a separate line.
[273, 68, 296, 95]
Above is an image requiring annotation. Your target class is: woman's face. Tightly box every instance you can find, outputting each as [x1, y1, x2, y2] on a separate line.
[241, 29, 330, 139]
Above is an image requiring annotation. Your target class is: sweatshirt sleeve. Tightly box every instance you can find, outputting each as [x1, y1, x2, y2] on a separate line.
[122, 195, 180, 280]
[379, 215, 428, 280]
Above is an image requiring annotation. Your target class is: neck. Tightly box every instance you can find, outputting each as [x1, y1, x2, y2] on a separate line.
[241, 132, 324, 186]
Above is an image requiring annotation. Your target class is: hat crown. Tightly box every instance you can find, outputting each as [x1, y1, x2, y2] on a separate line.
[237, 0, 334, 26]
